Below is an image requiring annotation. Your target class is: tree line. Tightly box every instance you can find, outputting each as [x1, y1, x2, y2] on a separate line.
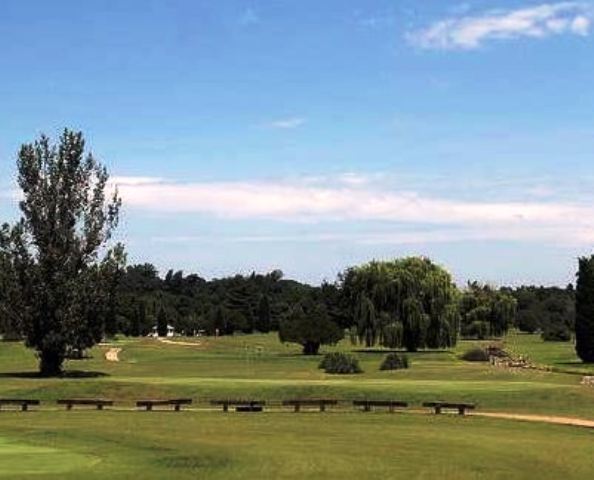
[1, 130, 594, 375]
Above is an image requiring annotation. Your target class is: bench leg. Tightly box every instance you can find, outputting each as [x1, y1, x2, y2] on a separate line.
[458, 408, 465, 416]
[223, 404, 228, 413]
[175, 404, 181, 412]
[435, 406, 441, 415]
[320, 404, 326, 413]
[146, 405, 152, 411]
[22, 404, 28, 412]
[97, 405, 103, 411]
[67, 404, 73, 411]
[294, 404, 300, 413]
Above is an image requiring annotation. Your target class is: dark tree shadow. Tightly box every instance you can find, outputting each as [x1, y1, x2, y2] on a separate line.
[0, 370, 109, 379]
[557, 361, 594, 366]
[353, 349, 450, 354]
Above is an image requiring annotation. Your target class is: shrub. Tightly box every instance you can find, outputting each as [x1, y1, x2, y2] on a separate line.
[380, 353, 409, 371]
[542, 325, 571, 342]
[460, 347, 489, 362]
[319, 352, 362, 374]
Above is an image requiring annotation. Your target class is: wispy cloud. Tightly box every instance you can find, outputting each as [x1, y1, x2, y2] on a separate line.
[239, 7, 259, 26]
[112, 176, 165, 186]
[355, 11, 396, 29]
[108, 175, 594, 247]
[265, 117, 306, 129]
[407, 2, 592, 50]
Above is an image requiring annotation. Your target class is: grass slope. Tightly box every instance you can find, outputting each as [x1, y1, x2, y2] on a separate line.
[0, 332, 593, 478]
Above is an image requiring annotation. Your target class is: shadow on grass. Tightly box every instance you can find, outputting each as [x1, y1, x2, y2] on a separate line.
[557, 361, 594, 366]
[353, 349, 450, 355]
[0, 370, 109, 379]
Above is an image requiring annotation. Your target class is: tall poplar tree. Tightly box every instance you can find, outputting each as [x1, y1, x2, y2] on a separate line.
[0, 130, 124, 375]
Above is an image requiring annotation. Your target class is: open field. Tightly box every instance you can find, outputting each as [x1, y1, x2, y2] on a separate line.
[1, 412, 594, 480]
[0, 333, 593, 478]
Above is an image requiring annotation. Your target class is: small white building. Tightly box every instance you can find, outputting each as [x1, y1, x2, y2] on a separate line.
[149, 324, 175, 338]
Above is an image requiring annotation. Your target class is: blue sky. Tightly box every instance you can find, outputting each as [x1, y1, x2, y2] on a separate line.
[1, 1, 594, 285]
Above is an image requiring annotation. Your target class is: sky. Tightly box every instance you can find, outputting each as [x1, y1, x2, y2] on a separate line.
[1, 0, 594, 286]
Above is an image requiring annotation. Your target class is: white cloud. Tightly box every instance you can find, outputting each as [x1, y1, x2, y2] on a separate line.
[110, 175, 594, 247]
[266, 117, 306, 129]
[111, 176, 165, 186]
[407, 2, 593, 50]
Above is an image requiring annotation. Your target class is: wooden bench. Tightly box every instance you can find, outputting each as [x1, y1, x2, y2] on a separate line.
[282, 399, 338, 412]
[57, 399, 114, 410]
[423, 402, 475, 415]
[136, 399, 192, 411]
[0, 399, 40, 411]
[210, 400, 265, 412]
[353, 400, 408, 413]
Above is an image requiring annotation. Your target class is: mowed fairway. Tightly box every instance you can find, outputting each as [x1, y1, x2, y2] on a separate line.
[0, 333, 593, 478]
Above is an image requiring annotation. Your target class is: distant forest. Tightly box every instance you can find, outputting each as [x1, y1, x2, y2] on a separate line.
[109, 264, 575, 343]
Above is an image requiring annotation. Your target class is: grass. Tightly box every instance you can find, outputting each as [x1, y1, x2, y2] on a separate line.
[505, 331, 594, 375]
[1, 412, 594, 479]
[0, 332, 593, 478]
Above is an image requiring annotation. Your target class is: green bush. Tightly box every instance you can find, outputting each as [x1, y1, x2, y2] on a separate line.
[460, 347, 489, 362]
[542, 325, 571, 342]
[319, 352, 362, 374]
[380, 353, 409, 370]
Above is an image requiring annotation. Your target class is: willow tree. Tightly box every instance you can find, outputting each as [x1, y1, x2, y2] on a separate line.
[0, 130, 124, 376]
[458, 282, 516, 339]
[340, 257, 459, 351]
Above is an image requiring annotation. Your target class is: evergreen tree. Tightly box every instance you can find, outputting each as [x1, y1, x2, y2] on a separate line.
[226, 282, 257, 333]
[576, 256, 594, 362]
[279, 301, 343, 355]
[131, 301, 146, 337]
[156, 307, 168, 337]
[255, 294, 271, 333]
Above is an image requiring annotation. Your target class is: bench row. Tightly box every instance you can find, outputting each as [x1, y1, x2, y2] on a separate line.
[0, 398, 476, 415]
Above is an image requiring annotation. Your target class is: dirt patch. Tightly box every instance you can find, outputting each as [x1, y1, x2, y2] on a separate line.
[157, 338, 204, 348]
[473, 412, 594, 429]
[105, 348, 121, 362]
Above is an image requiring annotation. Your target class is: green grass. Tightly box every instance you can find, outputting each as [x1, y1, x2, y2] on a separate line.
[505, 331, 594, 375]
[0, 333, 593, 478]
[0, 412, 593, 480]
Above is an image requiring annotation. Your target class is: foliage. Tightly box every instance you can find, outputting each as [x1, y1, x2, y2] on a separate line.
[156, 307, 168, 337]
[541, 324, 571, 342]
[318, 352, 362, 374]
[0, 130, 124, 375]
[459, 283, 516, 339]
[114, 267, 312, 337]
[576, 257, 594, 362]
[255, 294, 272, 333]
[379, 352, 409, 370]
[278, 301, 343, 355]
[510, 285, 574, 335]
[460, 347, 490, 362]
[341, 257, 459, 352]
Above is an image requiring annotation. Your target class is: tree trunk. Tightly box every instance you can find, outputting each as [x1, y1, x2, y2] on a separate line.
[39, 351, 64, 377]
[302, 341, 320, 355]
